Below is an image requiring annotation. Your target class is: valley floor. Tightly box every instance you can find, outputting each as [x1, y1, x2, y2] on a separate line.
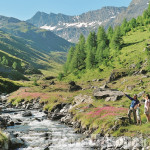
[6, 72, 150, 146]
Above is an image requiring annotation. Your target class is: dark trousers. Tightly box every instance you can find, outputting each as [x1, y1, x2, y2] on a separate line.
[128, 107, 136, 123]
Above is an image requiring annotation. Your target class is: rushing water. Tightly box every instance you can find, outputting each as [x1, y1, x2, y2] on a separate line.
[2, 109, 95, 150]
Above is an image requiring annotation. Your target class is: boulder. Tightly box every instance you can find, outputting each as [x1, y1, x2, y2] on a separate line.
[73, 94, 93, 106]
[60, 104, 72, 113]
[69, 81, 82, 92]
[50, 113, 65, 121]
[22, 111, 32, 117]
[49, 81, 55, 85]
[100, 84, 109, 89]
[69, 81, 76, 86]
[139, 69, 147, 74]
[51, 103, 66, 112]
[0, 116, 8, 127]
[61, 114, 72, 124]
[126, 85, 135, 90]
[9, 134, 25, 149]
[108, 70, 128, 82]
[44, 76, 55, 80]
[93, 88, 124, 100]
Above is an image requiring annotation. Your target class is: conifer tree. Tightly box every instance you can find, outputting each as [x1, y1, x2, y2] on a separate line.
[110, 26, 123, 50]
[129, 18, 137, 29]
[64, 46, 75, 73]
[85, 32, 97, 69]
[96, 26, 109, 63]
[107, 26, 113, 41]
[121, 18, 129, 35]
[70, 34, 86, 71]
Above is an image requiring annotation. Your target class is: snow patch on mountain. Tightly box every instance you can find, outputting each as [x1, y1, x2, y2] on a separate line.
[40, 21, 103, 31]
[40, 25, 56, 30]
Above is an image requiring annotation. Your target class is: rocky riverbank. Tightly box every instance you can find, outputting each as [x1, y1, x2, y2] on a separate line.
[1, 91, 150, 150]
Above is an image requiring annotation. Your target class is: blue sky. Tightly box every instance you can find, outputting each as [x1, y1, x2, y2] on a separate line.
[0, 0, 132, 20]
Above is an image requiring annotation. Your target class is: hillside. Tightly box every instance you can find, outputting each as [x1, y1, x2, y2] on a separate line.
[8, 4, 150, 142]
[0, 15, 72, 53]
[0, 16, 73, 78]
[8, 24, 150, 144]
[27, 7, 126, 42]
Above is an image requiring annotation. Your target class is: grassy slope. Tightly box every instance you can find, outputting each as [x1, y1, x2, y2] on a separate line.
[6, 25, 150, 144]
[0, 76, 21, 93]
[64, 26, 150, 81]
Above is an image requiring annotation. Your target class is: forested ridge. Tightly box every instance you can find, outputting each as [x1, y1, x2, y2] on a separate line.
[64, 4, 150, 78]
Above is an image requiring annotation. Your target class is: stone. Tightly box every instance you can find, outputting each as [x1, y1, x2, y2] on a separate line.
[139, 69, 147, 74]
[22, 111, 32, 117]
[130, 64, 136, 69]
[61, 114, 72, 123]
[44, 76, 55, 80]
[126, 85, 135, 90]
[68, 81, 82, 92]
[54, 108, 60, 114]
[7, 121, 14, 126]
[92, 79, 97, 82]
[69, 84, 82, 92]
[87, 104, 95, 108]
[60, 104, 71, 113]
[44, 147, 49, 150]
[115, 137, 125, 148]
[97, 79, 104, 82]
[50, 81, 55, 85]
[42, 85, 48, 89]
[105, 97, 111, 102]
[108, 70, 128, 82]
[93, 88, 124, 100]
[73, 94, 93, 106]
[100, 84, 109, 89]
[10, 137, 24, 149]
[50, 113, 65, 121]
[69, 81, 76, 86]
[105, 96, 122, 102]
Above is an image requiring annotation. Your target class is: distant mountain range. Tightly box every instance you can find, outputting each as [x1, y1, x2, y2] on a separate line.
[0, 15, 72, 53]
[27, 7, 126, 43]
[27, 0, 149, 43]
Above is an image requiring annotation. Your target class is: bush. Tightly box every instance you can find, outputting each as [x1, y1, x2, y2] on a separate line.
[33, 78, 38, 86]
[58, 73, 64, 81]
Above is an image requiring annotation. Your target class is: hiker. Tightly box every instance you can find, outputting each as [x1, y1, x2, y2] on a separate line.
[124, 93, 139, 124]
[143, 94, 150, 123]
[134, 103, 142, 125]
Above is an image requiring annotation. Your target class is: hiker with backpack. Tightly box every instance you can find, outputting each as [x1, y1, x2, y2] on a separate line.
[124, 93, 140, 124]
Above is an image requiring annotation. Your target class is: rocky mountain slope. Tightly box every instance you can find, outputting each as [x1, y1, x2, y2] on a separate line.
[27, 7, 126, 43]
[27, 0, 149, 43]
[113, 0, 149, 26]
[0, 15, 72, 53]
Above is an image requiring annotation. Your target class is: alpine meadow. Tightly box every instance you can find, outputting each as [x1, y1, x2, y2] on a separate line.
[0, 0, 150, 150]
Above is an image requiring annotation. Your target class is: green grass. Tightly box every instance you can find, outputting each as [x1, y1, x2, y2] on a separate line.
[6, 25, 150, 139]
[63, 25, 150, 82]
[0, 131, 8, 144]
[0, 76, 22, 93]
